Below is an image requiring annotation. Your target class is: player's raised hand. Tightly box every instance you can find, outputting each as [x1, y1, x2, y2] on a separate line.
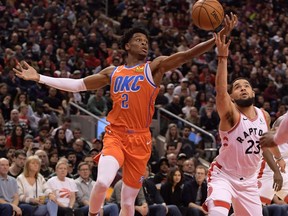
[260, 131, 277, 148]
[214, 32, 231, 57]
[13, 61, 40, 82]
[219, 12, 238, 36]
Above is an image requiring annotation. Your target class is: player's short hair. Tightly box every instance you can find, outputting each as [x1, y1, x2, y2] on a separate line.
[121, 27, 149, 51]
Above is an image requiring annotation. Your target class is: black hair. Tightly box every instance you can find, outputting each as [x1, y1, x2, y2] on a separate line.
[121, 27, 149, 51]
[228, 77, 252, 94]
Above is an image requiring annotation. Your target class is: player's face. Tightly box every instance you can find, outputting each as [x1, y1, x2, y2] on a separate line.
[126, 33, 148, 59]
[231, 79, 255, 107]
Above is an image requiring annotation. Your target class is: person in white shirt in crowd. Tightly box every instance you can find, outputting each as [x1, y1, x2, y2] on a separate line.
[17, 155, 58, 216]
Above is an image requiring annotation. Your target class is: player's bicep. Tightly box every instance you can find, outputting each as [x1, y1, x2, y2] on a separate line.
[84, 67, 114, 90]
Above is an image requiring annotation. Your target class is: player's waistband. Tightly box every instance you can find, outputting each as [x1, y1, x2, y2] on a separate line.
[107, 125, 150, 134]
[213, 161, 253, 181]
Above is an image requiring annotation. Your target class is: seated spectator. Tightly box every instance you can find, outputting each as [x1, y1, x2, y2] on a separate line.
[5, 125, 25, 150]
[34, 150, 54, 180]
[183, 165, 208, 216]
[87, 88, 108, 116]
[75, 162, 119, 216]
[16, 155, 58, 216]
[110, 179, 148, 216]
[153, 157, 170, 189]
[8, 149, 26, 178]
[0, 158, 27, 216]
[165, 123, 183, 156]
[0, 134, 7, 158]
[160, 167, 186, 216]
[181, 158, 196, 183]
[53, 128, 70, 157]
[143, 165, 182, 216]
[4, 109, 28, 136]
[47, 159, 83, 216]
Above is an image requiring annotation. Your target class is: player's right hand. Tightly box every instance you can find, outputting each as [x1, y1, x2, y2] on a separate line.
[13, 61, 40, 82]
[273, 171, 283, 191]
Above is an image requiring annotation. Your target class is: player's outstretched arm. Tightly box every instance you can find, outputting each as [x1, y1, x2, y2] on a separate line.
[13, 61, 112, 92]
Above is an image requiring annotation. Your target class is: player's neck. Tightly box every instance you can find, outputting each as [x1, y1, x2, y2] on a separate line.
[237, 106, 257, 119]
[125, 56, 146, 67]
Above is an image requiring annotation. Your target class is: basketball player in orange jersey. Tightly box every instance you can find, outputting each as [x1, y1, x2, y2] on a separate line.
[203, 32, 284, 216]
[13, 14, 237, 216]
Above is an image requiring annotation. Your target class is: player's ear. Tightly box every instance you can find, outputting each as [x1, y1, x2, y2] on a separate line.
[125, 43, 130, 51]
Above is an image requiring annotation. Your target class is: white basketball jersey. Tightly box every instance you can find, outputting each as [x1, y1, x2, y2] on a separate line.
[216, 107, 268, 178]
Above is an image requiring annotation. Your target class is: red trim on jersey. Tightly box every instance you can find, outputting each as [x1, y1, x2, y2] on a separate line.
[227, 113, 241, 134]
[257, 158, 266, 179]
[284, 195, 288, 203]
[260, 108, 269, 128]
[260, 196, 272, 205]
[214, 200, 231, 210]
[202, 203, 208, 212]
[207, 161, 222, 182]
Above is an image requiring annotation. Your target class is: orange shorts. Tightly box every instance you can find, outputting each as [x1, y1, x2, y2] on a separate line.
[94, 125, 152, 189]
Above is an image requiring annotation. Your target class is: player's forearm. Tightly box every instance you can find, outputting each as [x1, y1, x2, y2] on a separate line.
[215, 57, 228, 93]
[274, 115, 288, 145]
[263, 149, 280, 172]
[39, 75, 87, 92]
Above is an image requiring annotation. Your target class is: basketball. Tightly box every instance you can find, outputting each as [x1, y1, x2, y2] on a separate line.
[192, 0, 224, 31]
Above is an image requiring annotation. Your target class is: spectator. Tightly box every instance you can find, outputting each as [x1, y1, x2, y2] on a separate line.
[34, 150, 54, 180]
[4, 109, 28, 136]
[0, 158, 26, 216]
[181, 158, 196, 183]
[8, 149, 26, 178]
[51, 117, 74, 144]
[183, 165, 208, 216]
[153, 157, 170, 189]
[160, 167, 186, 216]
[47, 159, 83, 216]
[75, 162, 119, 216]
[0, 134, 7, 158]
[110, 179, 148, 216]
[5, 125, 25, 150]
[165, 123, 182, 156]
[142, 165, 182, 216]
[16, 155, 58, 216]
[87, 88, 108, 117]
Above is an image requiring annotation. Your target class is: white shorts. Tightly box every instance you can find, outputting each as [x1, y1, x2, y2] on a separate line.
[205, 161, 262, 216]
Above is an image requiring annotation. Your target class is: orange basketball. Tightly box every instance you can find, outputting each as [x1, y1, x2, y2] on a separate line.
[192, 0, 224, 31]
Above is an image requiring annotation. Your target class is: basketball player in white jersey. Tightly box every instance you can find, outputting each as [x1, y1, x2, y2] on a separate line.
[258, 113, 288, 205]
[260, 112, 288, 147]
[203, 33, 284, 216]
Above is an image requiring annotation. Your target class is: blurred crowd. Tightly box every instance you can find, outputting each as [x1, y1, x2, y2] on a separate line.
[1, 0, 288, 215]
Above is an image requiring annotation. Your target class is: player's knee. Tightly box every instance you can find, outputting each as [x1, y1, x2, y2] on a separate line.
[121, 201, 135, 212]
[94, 179, 110, 192]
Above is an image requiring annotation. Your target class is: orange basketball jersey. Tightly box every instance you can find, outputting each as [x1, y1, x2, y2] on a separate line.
[107, 63, 159, 129]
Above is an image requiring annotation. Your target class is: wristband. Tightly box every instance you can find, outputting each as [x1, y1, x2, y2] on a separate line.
[217, 55, 228, 58]
[274, 156, 283, 161]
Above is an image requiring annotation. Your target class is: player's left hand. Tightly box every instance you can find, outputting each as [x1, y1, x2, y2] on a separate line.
[273, 171, 283, 191]
[260, 131, 277, 148]
[220, 12, 238, 36]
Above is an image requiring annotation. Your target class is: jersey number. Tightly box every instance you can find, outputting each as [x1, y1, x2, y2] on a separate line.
[245, 140, 260, 154]
[121, 94, 129, 109]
